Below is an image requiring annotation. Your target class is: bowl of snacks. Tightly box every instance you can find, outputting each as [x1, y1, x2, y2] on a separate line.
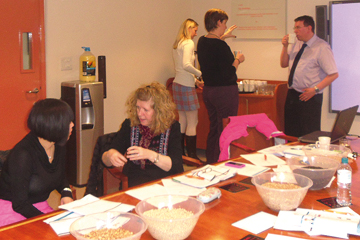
[251, 172, 313, 211]
[70, 212, 147, 240]
[287, 156, 340, 190]
[135, 195, 205, 240]
[302, 144, 351, 163]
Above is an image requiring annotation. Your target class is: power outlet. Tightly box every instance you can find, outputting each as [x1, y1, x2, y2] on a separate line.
[61, 57, 72, 71]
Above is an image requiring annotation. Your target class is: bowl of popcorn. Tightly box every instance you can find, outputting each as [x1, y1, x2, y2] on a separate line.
[287, 155, 340, 190]
[70, 211, 147, 240]
[135, 195, 205, 240]
[251, 172, 313, 211]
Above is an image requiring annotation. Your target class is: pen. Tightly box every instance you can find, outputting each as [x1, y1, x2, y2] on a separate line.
[264, 154, 267, 161]
[54, 211, 73, 222]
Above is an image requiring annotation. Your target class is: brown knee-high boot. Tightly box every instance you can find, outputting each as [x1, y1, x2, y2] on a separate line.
[181, 133, 186, 156]
[185, 135, 200, 160]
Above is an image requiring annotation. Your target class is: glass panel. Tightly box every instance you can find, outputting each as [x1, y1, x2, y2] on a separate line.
[22, 32, 32, 70]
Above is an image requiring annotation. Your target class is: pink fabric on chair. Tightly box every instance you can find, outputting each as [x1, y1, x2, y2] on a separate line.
[218, 113, 285, 161]
[0, 199, 53, 227]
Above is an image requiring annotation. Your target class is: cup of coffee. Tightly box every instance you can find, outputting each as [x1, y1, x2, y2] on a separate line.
[316, 136, 331, 150]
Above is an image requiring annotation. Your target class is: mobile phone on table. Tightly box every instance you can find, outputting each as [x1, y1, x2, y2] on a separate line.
[225, 162, 245, 169]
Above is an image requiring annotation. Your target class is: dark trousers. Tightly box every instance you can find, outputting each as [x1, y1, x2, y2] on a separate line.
[284, 89, 323, 137]
[203, 85, 239, 163]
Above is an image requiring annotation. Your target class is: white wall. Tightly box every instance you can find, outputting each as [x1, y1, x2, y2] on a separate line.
[45, 0, 190, 133]
[45, 0, 359, 135]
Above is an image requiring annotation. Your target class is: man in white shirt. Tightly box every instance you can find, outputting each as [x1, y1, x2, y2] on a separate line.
[280, 15, 338, 137]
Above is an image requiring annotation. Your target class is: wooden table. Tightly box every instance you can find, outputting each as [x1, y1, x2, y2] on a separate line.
[1, 154, 360, 240]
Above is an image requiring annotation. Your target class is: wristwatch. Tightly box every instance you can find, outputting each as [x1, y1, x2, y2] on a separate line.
[154, 153, 160, 164]
[314, 86, 320, 93]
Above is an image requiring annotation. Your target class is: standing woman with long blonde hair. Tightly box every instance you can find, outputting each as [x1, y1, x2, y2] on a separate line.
[172, 18, 204, 160]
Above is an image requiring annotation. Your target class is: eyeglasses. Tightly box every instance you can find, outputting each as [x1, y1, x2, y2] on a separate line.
[191, 166, 230, 181]
[293, 26, 307, 30]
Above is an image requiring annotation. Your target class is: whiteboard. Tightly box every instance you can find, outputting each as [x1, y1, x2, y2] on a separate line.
[231, 0, 286, 39]
[330, 1, 360, 113]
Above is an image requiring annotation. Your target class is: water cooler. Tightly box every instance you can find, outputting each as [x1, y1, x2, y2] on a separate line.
[61, 81, 104, 187]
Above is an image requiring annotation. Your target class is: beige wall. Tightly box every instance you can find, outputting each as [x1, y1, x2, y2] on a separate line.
[45, 0, 359, 135]
[45, 0, 191, 133]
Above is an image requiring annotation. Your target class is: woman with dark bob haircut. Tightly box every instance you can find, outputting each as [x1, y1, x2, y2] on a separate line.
[197, 8, 245, 163]
[102, 82, 184, 187]
[0, 99, 74, 227]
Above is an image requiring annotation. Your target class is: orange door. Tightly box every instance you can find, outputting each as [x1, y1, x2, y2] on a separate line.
[0, 0, 46, 149]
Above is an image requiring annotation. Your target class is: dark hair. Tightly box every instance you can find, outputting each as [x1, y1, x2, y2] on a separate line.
[295, 15, 315, 33]
[27, 98, 74, 145]
[204, 9, 228, 32]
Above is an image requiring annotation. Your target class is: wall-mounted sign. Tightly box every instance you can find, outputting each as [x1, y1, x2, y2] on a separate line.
[231, 0, 287, 39]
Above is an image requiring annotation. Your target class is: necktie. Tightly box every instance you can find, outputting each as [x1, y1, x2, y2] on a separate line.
[288, 43, 307, 87]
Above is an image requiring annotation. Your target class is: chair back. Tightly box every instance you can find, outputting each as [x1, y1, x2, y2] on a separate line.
[221, 116, 297, 159]
[0, 150, 11, 172]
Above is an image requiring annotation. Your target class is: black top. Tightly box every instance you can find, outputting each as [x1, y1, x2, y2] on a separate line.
[109, 119, 184, 187]
[197, 36, 238, 86]
[0, 132, 72, 218]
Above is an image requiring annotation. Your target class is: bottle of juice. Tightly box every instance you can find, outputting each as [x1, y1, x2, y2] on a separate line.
[79, 47, 96, 82]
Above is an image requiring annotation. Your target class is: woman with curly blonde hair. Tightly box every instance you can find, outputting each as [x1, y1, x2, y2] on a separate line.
[102, 82, 184, 187]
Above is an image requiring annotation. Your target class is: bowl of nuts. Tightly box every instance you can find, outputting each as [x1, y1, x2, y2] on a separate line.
[135, 195, 205, 240]
[251, 172, 313, 211]
[287, 155, 340, 190]
[70, 211, 147, 240]
[302, 144, 351, 163]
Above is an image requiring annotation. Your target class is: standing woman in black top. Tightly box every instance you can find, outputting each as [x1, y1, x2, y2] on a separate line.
[0, 99, 74, 227]
[197, 8, 245, 163]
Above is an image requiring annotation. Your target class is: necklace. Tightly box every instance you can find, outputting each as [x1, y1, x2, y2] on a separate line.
[207, 33, 220, 39]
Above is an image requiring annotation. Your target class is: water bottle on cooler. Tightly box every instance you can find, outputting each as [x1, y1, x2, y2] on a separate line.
[336, 157, 352, 206]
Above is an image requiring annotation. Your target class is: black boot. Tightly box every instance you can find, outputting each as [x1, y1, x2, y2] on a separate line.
[181, 133, 186, 156]
[185, 135, 200, 160]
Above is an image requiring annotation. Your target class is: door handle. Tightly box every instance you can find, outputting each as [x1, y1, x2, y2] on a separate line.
[26, 88, 39, 94]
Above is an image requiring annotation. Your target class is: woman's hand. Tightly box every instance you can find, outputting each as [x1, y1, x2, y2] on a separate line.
[195, 78, 204, 89]
[60, 196, 73, 205]
[221, 25, 237, 40]
[126, 146, 156, 162]
[103, 149, 128, 167]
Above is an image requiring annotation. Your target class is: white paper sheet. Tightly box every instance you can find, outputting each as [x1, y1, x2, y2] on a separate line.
[218, 162, 270, 177]
[60, 198, 122, 216]
[241, 153, 286, 166]
[161, 179, 206, 196]
[232, 211, 277, 234]
[125, 183, 168, 200]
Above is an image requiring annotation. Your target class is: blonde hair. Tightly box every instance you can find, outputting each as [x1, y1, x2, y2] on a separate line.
[173, 18, 199, 49]
[126, 82, 176, 135]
